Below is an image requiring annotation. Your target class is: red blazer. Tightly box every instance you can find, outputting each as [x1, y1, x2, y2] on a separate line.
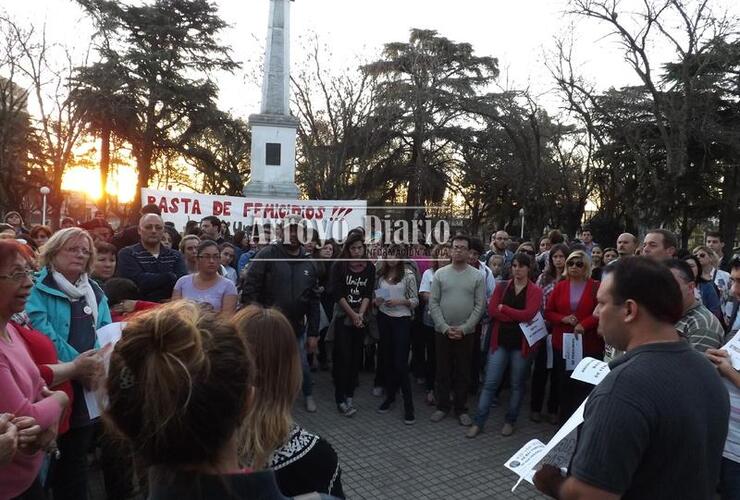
[13, 321, 73, 435]
[488, 280, 544, 358]
[544, 278, 602, 355]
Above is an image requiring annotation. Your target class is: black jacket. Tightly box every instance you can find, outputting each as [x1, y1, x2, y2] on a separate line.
[242, 244, 320, 337]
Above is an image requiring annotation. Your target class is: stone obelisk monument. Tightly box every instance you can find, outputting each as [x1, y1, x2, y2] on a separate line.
[243, 0, 300, 199]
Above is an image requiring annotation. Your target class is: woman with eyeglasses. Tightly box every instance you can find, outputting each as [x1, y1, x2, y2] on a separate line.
[0, 240, 71, 499]
[544, 249, 602, 423]
[467, 253, 543, 438]
[172, 240, 238, 315]
[26, 228, 111, 500]
[694, 246, 731, 305]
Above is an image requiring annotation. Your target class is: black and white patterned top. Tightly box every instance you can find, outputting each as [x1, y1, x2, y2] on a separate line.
[269, 425, 344, 499]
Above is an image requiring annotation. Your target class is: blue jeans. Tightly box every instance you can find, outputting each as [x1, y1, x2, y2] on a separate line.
[298, 332, 313, 397]
[474, 347, 532, 428]
[721, 457, 740, 500]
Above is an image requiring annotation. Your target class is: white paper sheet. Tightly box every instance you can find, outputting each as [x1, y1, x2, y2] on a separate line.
[562, 333, 583, 370]
[520, 312, 548, 347]
[570, 357, 610, 385]
[723, 333, 740, 370]
[508, 399, 587, 491]
[84, 322, 126, 420]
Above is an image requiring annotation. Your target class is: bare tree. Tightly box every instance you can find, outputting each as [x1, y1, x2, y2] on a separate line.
[0, 16, 89, 227]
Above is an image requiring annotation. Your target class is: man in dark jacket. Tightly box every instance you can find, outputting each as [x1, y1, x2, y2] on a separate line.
[242, 214, 320, 412]
[117, 213, 187, 302]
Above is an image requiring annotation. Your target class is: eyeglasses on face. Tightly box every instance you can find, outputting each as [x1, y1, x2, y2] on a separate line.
[0, 269, 35, 283]
[695, 253, 708, 259]
[63, 246, 91, 257]
[567, 260, 585, 268]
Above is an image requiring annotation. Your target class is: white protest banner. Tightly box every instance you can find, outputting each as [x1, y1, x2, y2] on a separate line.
[142, 188, 367, 239]
[563, 333, 583, 370]
[508, 399, 587, 492]
[520, 312, 548, 347]
[571, 357, 610, 386]
[546, 335, 554, 369]
[84, 322, 126, 420]
[723, 333, 740, 370]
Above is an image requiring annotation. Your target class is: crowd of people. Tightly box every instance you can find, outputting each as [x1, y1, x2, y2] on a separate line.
[1, 203, 740, 499]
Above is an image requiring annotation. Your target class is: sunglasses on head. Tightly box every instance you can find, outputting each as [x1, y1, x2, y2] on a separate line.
[567, 260, 585, 268]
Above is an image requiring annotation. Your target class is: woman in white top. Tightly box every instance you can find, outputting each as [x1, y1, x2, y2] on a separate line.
[172, 240, 238, 315]
[374, 245, 419, 424]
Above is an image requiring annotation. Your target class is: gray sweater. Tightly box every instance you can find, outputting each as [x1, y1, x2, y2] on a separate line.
[429, 264, 485, 335]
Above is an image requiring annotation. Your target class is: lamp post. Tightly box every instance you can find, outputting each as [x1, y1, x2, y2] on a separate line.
[40, 187, 50, 227]
[519, 208, 525, 239]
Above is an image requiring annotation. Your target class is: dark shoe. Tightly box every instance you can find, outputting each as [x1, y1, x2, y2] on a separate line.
[376, 399, 394, 414]
[404, 410, 416, 425]
[337, 402, 357, 417]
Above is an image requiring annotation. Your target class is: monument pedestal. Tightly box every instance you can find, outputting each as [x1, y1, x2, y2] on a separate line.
[244, 113, 300, 199]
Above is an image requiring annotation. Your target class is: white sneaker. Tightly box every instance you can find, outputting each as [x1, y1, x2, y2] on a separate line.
[305, 396, 317, 413]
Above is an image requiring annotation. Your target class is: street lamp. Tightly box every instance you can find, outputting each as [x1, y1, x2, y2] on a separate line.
[40, 187, 50, 227]
[519, 208, 525, 239]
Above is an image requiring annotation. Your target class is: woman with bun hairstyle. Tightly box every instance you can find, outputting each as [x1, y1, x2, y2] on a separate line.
[234, 306, 344, 498]
[105, 301, 291, 500]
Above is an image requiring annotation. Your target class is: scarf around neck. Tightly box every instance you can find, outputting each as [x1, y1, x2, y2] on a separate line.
[51, 268, 99, 325]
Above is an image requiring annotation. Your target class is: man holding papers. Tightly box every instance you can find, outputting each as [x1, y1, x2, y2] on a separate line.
[534, 257, 728, 500]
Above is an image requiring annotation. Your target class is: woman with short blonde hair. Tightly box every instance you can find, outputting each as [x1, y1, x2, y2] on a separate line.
[233, 305, 345, 498]
[38, 228, 96, 275]
[26, 227, 111, 500]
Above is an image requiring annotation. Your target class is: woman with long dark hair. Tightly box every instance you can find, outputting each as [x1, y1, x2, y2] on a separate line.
[374, 245, 419, 424]
[329, 232, 375, 417]
[467, 253, 543, 438]
[530, 243, 570, 423]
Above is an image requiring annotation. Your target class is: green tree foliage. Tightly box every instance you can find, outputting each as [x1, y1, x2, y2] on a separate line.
[363, 29, 499, 207]
[75, 0, 239, 208]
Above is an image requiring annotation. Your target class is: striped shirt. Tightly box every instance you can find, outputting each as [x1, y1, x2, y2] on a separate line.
[675, 303, 725, 352]
[723, 379, 740, 463]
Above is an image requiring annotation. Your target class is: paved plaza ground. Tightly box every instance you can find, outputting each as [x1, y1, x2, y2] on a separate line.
[90, 369, 556, 499]
[293, 370, 554, 499]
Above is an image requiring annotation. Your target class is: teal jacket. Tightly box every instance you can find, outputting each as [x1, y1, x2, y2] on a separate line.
[26, 267, 112, 363]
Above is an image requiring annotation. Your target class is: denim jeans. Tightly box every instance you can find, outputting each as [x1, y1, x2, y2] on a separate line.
[721, 457, 740, 500]
[474, 347, 532, 428]
[298, 332, 313, 397]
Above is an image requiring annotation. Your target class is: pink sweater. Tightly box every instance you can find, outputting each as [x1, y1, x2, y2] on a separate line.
[0, 323, 64, 498]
